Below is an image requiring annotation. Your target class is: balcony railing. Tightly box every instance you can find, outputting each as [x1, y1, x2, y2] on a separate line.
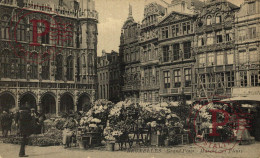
[79, 10, 98, 21]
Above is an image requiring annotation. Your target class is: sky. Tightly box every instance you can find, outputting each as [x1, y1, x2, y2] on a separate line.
[95, 0, 244, 56]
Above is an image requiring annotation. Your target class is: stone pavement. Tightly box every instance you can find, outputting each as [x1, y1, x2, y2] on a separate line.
[0, 142, 260, 158]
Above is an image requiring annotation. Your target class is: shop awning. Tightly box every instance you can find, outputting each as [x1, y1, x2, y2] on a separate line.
[221, 96, 260, 102]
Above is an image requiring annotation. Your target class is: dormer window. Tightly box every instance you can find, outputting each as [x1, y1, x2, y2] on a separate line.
[216, 14, 222, 23]
[206, 16, 212, 25]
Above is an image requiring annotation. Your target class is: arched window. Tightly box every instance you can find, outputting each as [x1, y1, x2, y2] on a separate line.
[206, 16, 212, 25]
[29, 52, 38, 79]
[18, 51, 26, 79]
[1, 15, 10, 39]
[216, 14, 222, 24]
[55, 54, 63, 80]
[41, 53, 50, 80]
[0, 50, 11, 78]
[17, 19, 26, 41]
[66, 56, 73, 81]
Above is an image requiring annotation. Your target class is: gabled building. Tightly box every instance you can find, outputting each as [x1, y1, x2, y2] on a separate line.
[193, 0, 239, 100]
[119, 5, 141, 102]
[157, 11, 197, 102]
[97, 50, 120, 103]
[233, 0, 260, 93]
[139, 2, 166, 103]
[233, 0, 260, 140]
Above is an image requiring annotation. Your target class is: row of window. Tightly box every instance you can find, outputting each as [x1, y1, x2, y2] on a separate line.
[198, 72, 235, 88]
[198, 51, 234, 67]
[240, 70, 260, 87]
[162, 41, 191, 62]
[163, 68, 192, 89]
[124, 51, 139, 63]
[198, 50, 258, 67]
[143, 68, 159, 86]
[161, 21, 193, 39]
[0, 51, 74, 81]
[1, 15, 75, 47]
[143, 91, 159, 102]
[205, 14, 222, 26]
[142, 44, 158, 62]
[99, 71, 119, 81]
[237, 27, 257, 41]
[198, 31, 233, 46]
[198, 70, 260, 88]
[99, 84, 120, 99]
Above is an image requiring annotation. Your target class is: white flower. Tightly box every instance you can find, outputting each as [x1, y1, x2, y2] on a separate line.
[91, 118, 101, 123]
[151, 121, 157, 127]
[89, 124, 97, 128]
[166, 115, 171, 119]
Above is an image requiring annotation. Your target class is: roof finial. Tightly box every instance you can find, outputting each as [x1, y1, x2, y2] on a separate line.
[128, 4, 133, 18]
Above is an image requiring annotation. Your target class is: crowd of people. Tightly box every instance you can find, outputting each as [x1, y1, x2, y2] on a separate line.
[0, 104, 46, 157]
[0, 108, 46, 137]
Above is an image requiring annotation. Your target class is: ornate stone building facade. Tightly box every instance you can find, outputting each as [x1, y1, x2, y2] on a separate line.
[119, 5, 141, 102]
[232, 0, 260, 141]
[119, 0, 260, 103]
[97, 50, 120, 103]
[157, 10, 197, 102]
[0, 0, 98, 114]
[233, 0, 260, 92]
[138, 2, 166, 104]
[193, 0, 239, 100]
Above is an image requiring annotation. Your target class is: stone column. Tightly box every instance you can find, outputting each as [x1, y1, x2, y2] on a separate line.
[16, 93, 19, 108]
[56, 96, 60, 116]
[74, 95, 78, 112]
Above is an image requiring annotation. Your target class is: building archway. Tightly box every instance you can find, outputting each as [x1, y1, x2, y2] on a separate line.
[77, 93, 91, 112]
[41, 93, 56, 114]
[60, 93, 74, 113]
[0, 93, 15, 112]
[20, 93, 37, 110]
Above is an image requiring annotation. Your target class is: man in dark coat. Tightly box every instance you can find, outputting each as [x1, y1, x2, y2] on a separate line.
[17, 105, 32, 157]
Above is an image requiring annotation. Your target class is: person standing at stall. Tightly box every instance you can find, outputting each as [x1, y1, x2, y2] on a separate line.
[17, 104, 33, 157]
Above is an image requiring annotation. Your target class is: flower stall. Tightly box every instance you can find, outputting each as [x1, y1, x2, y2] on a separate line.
[104, 100, 186, 148]
[76, 99, 114, 149]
